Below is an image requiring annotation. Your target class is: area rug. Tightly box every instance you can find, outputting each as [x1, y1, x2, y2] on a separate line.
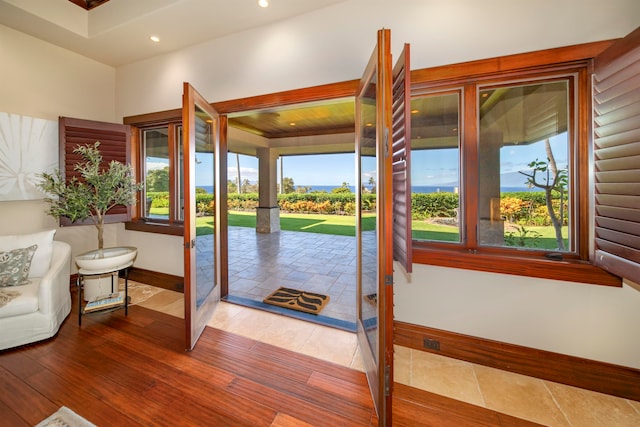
[118, 280, 163, 306]
[263, 287, 329, 315]
[36, 406, 96, 427]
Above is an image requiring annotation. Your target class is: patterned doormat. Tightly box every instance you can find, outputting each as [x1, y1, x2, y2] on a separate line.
[263, 287, 329, 315]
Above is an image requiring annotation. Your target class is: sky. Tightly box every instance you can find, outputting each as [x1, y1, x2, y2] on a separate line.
[193, 153, 357, 188]
[151, 133, 568, 189]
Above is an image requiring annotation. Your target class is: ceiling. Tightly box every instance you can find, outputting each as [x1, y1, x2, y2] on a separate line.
[0, 0, 347, 67]
[0, 0, 356, 155]
[2, 0, 557, 157]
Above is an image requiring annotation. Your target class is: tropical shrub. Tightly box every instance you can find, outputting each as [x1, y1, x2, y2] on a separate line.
[411, 193, 459, 219]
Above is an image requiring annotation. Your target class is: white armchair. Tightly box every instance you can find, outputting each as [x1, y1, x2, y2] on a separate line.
[0, 232, 72, 351]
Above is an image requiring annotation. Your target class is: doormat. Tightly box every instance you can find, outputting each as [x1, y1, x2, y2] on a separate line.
[263, 287, 329, 315]
[364, 293, 377, 306]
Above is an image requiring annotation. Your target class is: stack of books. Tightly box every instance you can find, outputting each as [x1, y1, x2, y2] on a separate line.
[84, 291, 125, 313]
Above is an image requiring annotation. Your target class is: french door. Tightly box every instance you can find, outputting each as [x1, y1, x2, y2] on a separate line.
[182, 82, 228, 350]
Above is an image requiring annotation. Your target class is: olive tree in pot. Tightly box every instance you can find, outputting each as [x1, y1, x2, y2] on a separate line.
[38, 142, 143, 299]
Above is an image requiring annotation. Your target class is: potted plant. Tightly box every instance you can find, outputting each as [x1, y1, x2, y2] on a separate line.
[38, 142, 143, 299]
[38, 141, 142, 250]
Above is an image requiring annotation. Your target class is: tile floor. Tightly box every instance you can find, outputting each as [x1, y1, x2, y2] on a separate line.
[226, 226, 359, 328]
[130, 285, 640, 427]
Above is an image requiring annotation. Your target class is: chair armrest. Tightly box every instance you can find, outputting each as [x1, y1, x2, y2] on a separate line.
[37, 241, 72, 315]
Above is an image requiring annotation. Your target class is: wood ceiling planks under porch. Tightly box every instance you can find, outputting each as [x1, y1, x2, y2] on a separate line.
[0, 295, 541, 426]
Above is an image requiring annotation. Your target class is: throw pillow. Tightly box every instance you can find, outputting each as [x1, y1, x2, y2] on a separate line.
[0, 229, 55, 278]
[0, 245, 37, 287]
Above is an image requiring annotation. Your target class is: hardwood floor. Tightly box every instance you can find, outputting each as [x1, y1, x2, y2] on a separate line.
[0, 295, 542, 426]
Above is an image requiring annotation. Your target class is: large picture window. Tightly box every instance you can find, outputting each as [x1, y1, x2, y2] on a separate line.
[411, 59, 619, 286]
[411, 79, 574, 254]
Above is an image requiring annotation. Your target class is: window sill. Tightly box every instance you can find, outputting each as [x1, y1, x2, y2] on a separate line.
[125, 219, 184, 236]
[412, 246, 622, 287]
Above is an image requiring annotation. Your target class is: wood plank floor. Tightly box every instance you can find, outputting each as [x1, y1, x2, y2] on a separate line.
[0, 295, 542, 426]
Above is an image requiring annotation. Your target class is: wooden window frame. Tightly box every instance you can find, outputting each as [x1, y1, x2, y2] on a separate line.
[123, 41, 623, 286]
[125, 118, 184, 236]
[410, 42, 620, 286]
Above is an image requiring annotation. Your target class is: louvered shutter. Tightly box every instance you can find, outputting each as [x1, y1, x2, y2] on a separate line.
[392, 44, 412, 273]
[59, 116, 132, 226]
[592, 27, 640, 280]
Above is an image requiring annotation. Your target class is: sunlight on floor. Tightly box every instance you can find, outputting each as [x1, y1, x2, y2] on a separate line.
[130, 282, 640, 427]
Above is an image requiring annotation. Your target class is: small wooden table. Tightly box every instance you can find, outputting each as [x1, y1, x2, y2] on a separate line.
[77, 261, 133, 326]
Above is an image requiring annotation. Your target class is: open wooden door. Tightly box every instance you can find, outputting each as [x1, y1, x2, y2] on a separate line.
[356, 29, 392, 425]
[183, 82, 228, 351]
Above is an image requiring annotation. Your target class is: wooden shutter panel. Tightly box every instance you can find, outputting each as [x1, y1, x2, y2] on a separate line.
[592, 27, 640, 280]
[392, 44, 412, 273]
[59, 116, 132, 226]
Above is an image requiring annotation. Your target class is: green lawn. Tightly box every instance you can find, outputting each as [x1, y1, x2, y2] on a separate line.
[195, 211, 375, 236]
[411, 219, 568, 250]
[187, 210, 567, 250]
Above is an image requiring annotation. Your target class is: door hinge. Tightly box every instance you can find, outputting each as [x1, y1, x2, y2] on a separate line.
[384, 365, 391, 396]
[185, 239, 195, 249]
[384, 274, 393, 285]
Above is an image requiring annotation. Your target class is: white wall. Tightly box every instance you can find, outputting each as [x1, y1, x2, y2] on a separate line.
[0, 23, 117, 267]
[114, 0, 640, 368]
[395, 265, 640, 368]
[115, 0, 640, 117]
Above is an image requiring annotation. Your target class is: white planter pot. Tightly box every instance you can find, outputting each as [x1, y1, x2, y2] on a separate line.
[81, 274, 119, 302]
[75, 246, 137, 302]
[75, 246, 137, 272]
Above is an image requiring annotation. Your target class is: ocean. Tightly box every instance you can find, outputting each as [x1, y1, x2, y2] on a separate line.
[198, 185, 536, 194]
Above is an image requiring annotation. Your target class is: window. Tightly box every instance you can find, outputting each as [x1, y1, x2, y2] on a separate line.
[477, 80, 571, 252]
[411, 91, 461, 243]
[125, 116, 228, 236]
[141, 125, 184, 222]
[123, 117, 185, 236]
[410, 45, 621, 286]
[412, 79, 574, 253]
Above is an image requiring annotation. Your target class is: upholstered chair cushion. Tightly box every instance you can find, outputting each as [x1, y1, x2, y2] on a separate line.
[0, 230, 55, 278]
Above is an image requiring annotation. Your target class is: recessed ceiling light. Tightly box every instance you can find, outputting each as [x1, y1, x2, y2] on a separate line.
[289, 122, 296, 126]
[150, 35, 160, 43]
[258, 0, 269, 7]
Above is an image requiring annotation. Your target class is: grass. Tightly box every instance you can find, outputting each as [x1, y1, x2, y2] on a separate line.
[195, 211, 375, 236]
[175, 208, 568, 250]
[411, 219, 568, 250]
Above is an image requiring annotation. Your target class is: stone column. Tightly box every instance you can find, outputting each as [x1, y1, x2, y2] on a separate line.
[478, 131, 504, 245]
[256, 147, 280, 233]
